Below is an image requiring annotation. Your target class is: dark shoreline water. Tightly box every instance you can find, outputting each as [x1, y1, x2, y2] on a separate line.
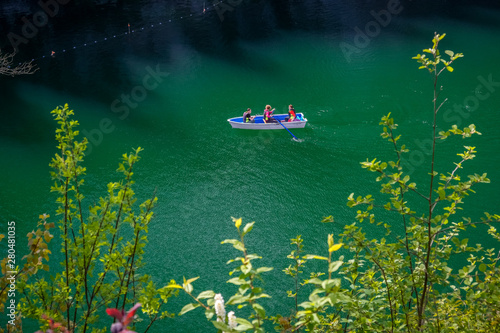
[1, 1, 500, 331]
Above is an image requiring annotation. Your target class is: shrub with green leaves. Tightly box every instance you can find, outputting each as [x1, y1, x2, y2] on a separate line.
[173, 33, 500, 333]
[0, 104, 177, 333]
[168, 217, 273, 333]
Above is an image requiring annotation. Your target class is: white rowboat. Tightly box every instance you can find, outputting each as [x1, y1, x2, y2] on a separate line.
[227, 113, 307, 130]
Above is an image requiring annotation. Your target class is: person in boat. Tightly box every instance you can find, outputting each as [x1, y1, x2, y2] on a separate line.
[287, 104, 296, 122]
[243, 108, 255, 123]
[263, 105, 276, 123]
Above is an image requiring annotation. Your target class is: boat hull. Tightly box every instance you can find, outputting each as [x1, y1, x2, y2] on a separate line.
[227, 113, 307, 130]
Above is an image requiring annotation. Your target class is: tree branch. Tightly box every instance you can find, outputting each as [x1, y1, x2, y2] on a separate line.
[0, 51, 38, 76]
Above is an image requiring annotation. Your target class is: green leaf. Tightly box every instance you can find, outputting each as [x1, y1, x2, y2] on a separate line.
[179, 303, 200, 316]
[242, 222, 254, 236]
[197, 290, 215, 299]
[241, 262, 252, 275]
[205, 310, 215, 321]
[185, 276, 199, 285]
[212, 320, 232, 331]
[235, 318, 254, 330]
[321, 215, 334, 223]
[222, 239, 245, 252]
[252, 303, 266, 318]
[227, 294, 248, 305]
[184, 283, 193, 294]
[306, 278, 324, 285]
[256, 266, 273, 274]
[446, 66, 454, 72]
[227, 277, 247, 285]
[303, 255, 328, 261]
[329, 260, 343, 273]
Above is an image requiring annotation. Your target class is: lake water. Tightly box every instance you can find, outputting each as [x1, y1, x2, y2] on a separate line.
[1, 1, 499, 331]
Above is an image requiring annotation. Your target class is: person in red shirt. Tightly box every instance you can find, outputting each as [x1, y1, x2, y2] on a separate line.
[287, 104, 296, 122]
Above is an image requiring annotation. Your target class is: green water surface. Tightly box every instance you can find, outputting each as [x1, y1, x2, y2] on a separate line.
[1, 1, 499, 331]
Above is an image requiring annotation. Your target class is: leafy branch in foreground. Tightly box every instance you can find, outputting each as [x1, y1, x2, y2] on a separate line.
[171, 33, 500, 333]
[169, 217, 273, 332]
[0, 104, 177, 333]
[336, 32, 500, 332]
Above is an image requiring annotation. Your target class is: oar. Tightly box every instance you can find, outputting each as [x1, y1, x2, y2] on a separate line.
[275, 118, 299, 141]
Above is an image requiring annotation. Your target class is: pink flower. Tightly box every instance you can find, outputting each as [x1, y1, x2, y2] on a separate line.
[106, 303, 141, 333]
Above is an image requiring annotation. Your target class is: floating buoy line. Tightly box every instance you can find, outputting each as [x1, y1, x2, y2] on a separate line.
[15, 0, 230, 66]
